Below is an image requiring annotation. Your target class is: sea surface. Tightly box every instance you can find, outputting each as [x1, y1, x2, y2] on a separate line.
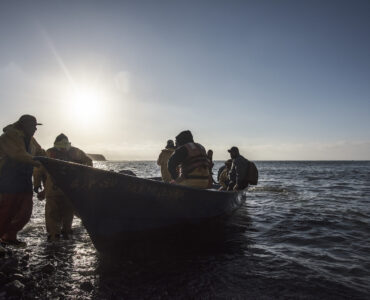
[16, 161, 370, 299]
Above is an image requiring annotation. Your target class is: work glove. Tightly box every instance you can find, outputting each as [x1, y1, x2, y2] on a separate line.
[33, 185, 42, 193]
[32, 159, 42, 168]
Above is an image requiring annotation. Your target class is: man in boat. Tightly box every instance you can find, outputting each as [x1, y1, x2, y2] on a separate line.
[218, 159, 233, 190]
[156, 139, 175, 183]
[227, 146, 250, 191]
[168, 130, 211, 189]
[0, 115, 45, 247]
[33, 133, 92, 241]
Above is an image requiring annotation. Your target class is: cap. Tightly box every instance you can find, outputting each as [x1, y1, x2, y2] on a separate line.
[18, 115, 42, 126]
[227, 146, 239, 153]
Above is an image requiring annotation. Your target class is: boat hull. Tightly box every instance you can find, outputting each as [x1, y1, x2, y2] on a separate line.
[36, 157, 247, 253]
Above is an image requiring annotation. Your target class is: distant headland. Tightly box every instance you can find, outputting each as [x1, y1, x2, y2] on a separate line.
[87, 154, 107, 161]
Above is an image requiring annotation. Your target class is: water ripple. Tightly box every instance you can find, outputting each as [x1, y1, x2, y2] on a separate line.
[12, 160, 370, 299]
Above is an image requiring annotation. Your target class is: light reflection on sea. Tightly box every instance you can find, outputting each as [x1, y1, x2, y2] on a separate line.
[15, 161, 370, 299]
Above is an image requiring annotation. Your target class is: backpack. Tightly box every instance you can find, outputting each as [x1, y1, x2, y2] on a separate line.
[246, 161, 258, 185]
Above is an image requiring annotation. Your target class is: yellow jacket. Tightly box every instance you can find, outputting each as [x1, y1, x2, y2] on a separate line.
[219, 167, 230, 189]
[34, 147, 92, 198]
[157, 148, 175, 183]
[0, 123, 45, 193]
[0, 124, 44, 173]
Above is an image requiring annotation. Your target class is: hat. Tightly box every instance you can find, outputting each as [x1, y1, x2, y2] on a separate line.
[18, 115, 42, 126]
[227, 146, 239, 154]
[166, 139, 175, 149]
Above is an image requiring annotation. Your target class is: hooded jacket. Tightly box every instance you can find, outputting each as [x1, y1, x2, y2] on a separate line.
[0, 123, 44, 193]
[33, 146, 92, 198]
[157, 148, 175, 183]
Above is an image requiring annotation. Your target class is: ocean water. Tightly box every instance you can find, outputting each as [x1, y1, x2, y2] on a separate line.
[17, 161, 370, 299]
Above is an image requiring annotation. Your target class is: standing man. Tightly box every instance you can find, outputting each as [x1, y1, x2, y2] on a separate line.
[0, 115, 44, 247]
[34, 134, 92, 241]
[168, 130, 211, 189]
[227, 146, 250, 191]
[156, 139, 175, 183]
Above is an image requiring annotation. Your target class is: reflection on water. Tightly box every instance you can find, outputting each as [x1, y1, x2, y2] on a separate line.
[95, 213, 252, 299]
[17, 219, 98, 299]
[14, 161, 370, 299]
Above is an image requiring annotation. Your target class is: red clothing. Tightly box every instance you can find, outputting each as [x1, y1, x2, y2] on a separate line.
[0, 193, 33, 241]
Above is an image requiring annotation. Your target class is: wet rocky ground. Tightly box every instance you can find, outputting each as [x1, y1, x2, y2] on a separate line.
[0, 232, 97, 300]
[0, 198, 98, 300]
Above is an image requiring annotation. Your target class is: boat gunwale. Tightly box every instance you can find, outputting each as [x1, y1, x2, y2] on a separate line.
[35, 156, 243, 196]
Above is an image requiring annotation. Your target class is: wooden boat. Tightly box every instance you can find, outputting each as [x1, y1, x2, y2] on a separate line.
[36, 157, 247, 254]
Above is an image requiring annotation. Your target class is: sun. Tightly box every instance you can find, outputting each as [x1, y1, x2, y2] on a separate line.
[67, 85, 105, 124]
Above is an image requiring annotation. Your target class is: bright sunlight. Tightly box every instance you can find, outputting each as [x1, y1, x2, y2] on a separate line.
[66, 85, 105, 125]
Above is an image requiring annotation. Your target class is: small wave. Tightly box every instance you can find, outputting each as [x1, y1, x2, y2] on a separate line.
[17, 160, 370, 298]
[251, 185, 294, 194]
[20, 224, 45, 234]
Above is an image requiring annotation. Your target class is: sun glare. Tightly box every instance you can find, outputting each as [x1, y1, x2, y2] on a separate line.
[67, 85, 105, 125]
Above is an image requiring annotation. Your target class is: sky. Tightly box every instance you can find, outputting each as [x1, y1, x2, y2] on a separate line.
[0, 0, 369, 160]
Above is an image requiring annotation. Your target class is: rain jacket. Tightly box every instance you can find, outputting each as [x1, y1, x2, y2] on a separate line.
[157, 148, 175, 183]
[33, 146, 92, 198]
[168, 142, 210, 189]
[0, 124, 44, 193]
[219, 167, 231, 189]
[229, 155, 249, 188]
